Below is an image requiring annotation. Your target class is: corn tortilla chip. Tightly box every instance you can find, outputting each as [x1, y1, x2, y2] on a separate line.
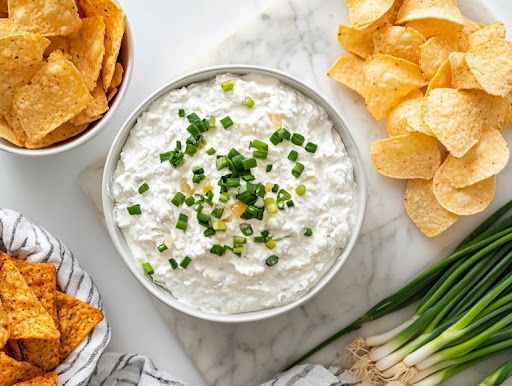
[406, 98, 434, 136]
[0, 33, 49, 113]
[466, 39, 512, 97]
[0, 300, 8, 347]
[441, 129, 509, 188]
[345, 0, 395, 28]
[0, 115, 23, 147]
[364, 54, 427, 120]
[371, 133, 441, 179]
[16, 338, 60, 372]
[0, 258, 59, 340]
[109, 62, 123, 90]
[8, 0, 81, 37]
[0, 352, 43, 385]
[327, 53, 366, 97]
[396, 0, 465, 30]
[373, 25, 425, 63]
[469, 21, 506, 49]
[77, 0, 125, 91]
[25, 122, 88, 149]
[56, 291, 103, 360]
[13, 372, 57, 385]
[419, 33, 465, 79]
[3, 108, 27, 146]
[426, 57, 451, 95]
[463, 16, 483, 34]
[70, 85, 108, 125]
[448, 52, 481, 90]
[0, 0, 6, 16]
[386, 89, 423, 136]
[433, 161, 495, 216]
[0, 19, 27, 37]
[405, 179, 458, 237]
[13, 50, 92, 142]
[423, 88, 502, 157]
[337, 23, 377, 59]
[107, 87, 117, 102]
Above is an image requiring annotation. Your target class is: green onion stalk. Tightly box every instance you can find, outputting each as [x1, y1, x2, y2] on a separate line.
[284, 200, 512, 385]
[477, 358, 512, 386]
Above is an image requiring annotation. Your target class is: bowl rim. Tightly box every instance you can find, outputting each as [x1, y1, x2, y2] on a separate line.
[0, 15, 134, 156]
[102, 64, 367, 323]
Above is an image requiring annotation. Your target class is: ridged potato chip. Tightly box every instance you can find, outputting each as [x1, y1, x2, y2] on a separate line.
[448, 52, 481, 90]
[345, 0, 395, 28]
[8, 0, 82, 37]
[386, 89, 423, 136]
[372, 24, 426, 63]
[338, 23, 378, 59]
[371, 132, 441, 179]
[433, 161, 495, 216]
[466, 39, 512, 97]
[441, 129, 509, 188]
[426, 57, 451, 95]
[327, 53, 366, 97]
[405, 179, 458, 237]
[469, 21, 506, 49]
[364, 54, 427, 119]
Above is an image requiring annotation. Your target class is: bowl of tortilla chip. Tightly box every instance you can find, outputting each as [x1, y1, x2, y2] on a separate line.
[0, 0, 133, 155]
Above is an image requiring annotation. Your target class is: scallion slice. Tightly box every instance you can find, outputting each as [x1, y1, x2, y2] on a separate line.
[269, 131, 283, 145]
[240, 223, 253, 236]
[305, 142, 317, 153]
[197, 212, 211, 223]
[303, 227, 313, 236]
[265, 239, 276, 249]
[127, 204, 141, 215]
[220, 116, 233, 129]
[250, 140, 268, 152]
[211, 207, 224, 218]
[264, 197, 279, 215]
[266, 164, 273, 173]
[192, 174, 205, 184]
[253, 150, 267, 159]
[241, 158, 257, 170]
[168, 258, 178, 270]
[219, 192, 229, 203]
[187, 112, 201, 123]
[208, 116, 216, 128]
[180, 256, 192, 268]
[213, 221, 227, 231]
[221, 79, 234, 91]
[157, 244, 168, 253]
[291, 163, 305, 178]
[176, 213, 188, 231]
[233, 236, 247, 245]
[138, 183, 149, 194]
[277, 128, 291, 140]
[286, 200, 294, 207]
[206, 147, 216, 155]
[171, 192, 186, 207]
[272, 184, 279, 193]
[288, 150, 298, 161]
[291, 133, 305, 146]
[185, 143, 198, 156]
[265, 255, 279, 266]
[216, 156, 229, 170]
[178, 109, 185, 117]
[226, 177, 240, 187]
[210, 244, 226, 256]
[185, 196, 195, 206]
[233, 246, 244, 255]
[142, 262, 154, 275]
[295, 184, 306, 196]
[203, 227, 216, 237]
[242, 96, 255, 108]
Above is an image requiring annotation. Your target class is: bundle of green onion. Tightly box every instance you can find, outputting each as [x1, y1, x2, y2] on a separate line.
[478, 359, 512, 386]
[285, 200, 512, 385]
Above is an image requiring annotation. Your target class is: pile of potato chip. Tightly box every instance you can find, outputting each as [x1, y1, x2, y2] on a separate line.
[0, 0, 126, 149]
[328, 0, 512, 237]
[0, 252, 103, 385]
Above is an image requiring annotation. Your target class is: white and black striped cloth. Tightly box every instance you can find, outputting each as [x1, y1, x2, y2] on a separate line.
[0, 208, 361, 386]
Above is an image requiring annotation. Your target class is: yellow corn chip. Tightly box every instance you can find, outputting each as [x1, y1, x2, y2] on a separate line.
[419, 33, 466, 79]
[56, 291, 103, 360]
[13, 372, 57, 386]
[13, 50, 92, 142]
[0, 300, 8, 347]
[406, 98, 434, 136]
[25, 122, 88, 149]
[448, 52, 481, 90]
[372, 25, 425, 63]
[405, 179, 458, 237]
[463, 16, 484, 34]
[433, 161, 495, 216]
[0, 116, 24, 147]
[0, 352, 43, 385]
[403, 19, 461, 38]
[70, 85, 108, 125]
[396, 0, 465, 33]
[386, 89, 423, 136]
[109, 62, 123, 90]
[107, 87, 117, 102]
[371, 133, 441, 179]
[345, 0, 395, 28]
[77, 0, 125, 90]
[441, 129, 509, 188]
[0, 0, 6, 16]
[426, 57, 451, 95]
[469, 21, 506, 49]
[3, 108, 27, 146]
[327, 53, 366, 97]
[8, 0, 81, 37]
[466, 39, 512, 97]
[0, 19, 28, 37]
[364, 54, 428, 120]
[337, 23, 378, 59]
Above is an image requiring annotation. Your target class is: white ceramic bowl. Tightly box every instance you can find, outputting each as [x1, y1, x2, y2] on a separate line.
[102, 65, 367, 322]
[0, 15, 134, 156]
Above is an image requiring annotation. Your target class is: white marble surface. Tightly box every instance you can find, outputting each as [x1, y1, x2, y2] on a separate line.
[3, 0, 512, 385]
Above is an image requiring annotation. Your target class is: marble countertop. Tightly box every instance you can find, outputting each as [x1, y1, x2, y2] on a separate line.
[2, 1, 512, 385]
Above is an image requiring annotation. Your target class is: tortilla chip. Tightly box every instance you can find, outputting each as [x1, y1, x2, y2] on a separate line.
[0, 0, 7, 17]
[0, 19, 28, 37]
[70, 85, 108, 125]
[0, 33, 49, 113]
[364, 54, 428, 120]
[386, 89, 423, 136]
[337, 23, 378, 59]
[0, 258, 59, 340]
[0, 115, 24, 146]
[469, 21, 506, 49]
[396, 0, 465, 34]
[25, 122, 88, 149]
[13, 372, 57, 385]
[463, 16, 484, 34]
[433, 161, 495, 216]
[77, 0, 125, 91]
[0, 300, 8, 347]
[419, 33, 466, 79]
[405, 179, 458, 237]
[371, 133, 441, 179]
[8, 0, 81, 37]
[441, 129, 509, 188]
[406, 98, 434, 136]
[12, 50, 92, 142]
[56, 291, 103, 360]
[373, 24, 425, 63]
[109, 62, 123, 90]
[106, 87, 117, 102]
[466, 39, 512, 97]
[327, 53, 366, 97]
[426, 57, 451, 95]
[0, 352, 43, 385]
[345, 0, 395, 28]
[423, 88, 502, 157]
[448, 52, 481, 90]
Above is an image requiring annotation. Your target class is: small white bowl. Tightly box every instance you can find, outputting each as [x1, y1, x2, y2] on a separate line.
[0, 15, 134, 156]
[102, 65, 367, 323]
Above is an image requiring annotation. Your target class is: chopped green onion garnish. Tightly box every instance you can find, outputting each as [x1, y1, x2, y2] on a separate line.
[265, 255, 279, 266]
[138, 183, 149, 194]
[142, 262, 154, 275]
[187, 112, 201, 123]
[178, 109, 185, 117]
[253, 150, 267, 159]
[288, 150, 298, 161]
[216, 156, 229, 170]
[220, 116, 233, 129]
[269, 131, 283, 145]
[241, 158, 257, 170]
[221, 79, 235, 91]
[305, 142, 317, 153]
[180, 256, 192, 268]
[250, 140, 268, 152]
[286, 200, 294, 207]
[291, 133, 305, 146]
[226, 177, 240, 187]
[242, 96, 255, 108]
[219, 192, 230, 202]
[171, 192, 186, 207]
[291, 163, 305, 178]
[266, 239, 276, 249]
[185, 196, 195, 206]
[176, 213, 188, 231]
[157, 244, 168, 253]
[210, 244, 226, 256]
[266, 164, 273, 173]
[213, 221, 227, 231]
[208, 116, 216, 128]
[228, 148, 241, 158]
[304, 227, 313, 236]
[211, 207, 224, 218]
[168, 258, 178, 270]
[295, 184, 306, 196]
[272, 184, 279, 193]
[185, 143, 198, 156]
[277, 128, 291, 140]
[206, 147, 216, 155]
[264, 197, 279, 215]
[194, 202, 203, 213]
[233, 236, 247, 245]
[192, 174, 205, 184]
[240, 223, 253, 236]
[254, 236, 266, 243]
[127, 204, 141, 215]
[277, 189, 291, 201]
[242, 173, 256, 181]
[197, 212, 211, 224]
[187, 124, 200, 138]
[176, 141, 182, 151]
[233, 246, 244, 255]
[192, 166, 204, 174]
[203, 227, 216, 237]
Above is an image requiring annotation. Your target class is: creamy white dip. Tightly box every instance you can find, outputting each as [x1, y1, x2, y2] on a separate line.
[111, 73, 356, 314]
